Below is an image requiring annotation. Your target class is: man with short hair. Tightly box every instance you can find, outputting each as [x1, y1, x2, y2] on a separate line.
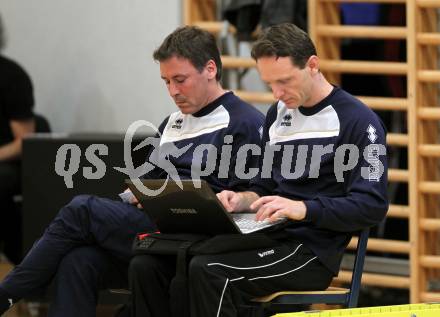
[211, 22, 389, 316]
[129, 23, 387, 317]
[0, 26, 264, 317]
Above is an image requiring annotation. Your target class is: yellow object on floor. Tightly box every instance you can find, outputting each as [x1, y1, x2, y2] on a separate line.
[274, 303, 440, 317]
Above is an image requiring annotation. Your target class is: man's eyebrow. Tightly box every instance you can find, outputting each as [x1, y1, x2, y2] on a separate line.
[161, 74, 188, 80]
[262, 75, 293, 84]
[276, 75, 293, 82]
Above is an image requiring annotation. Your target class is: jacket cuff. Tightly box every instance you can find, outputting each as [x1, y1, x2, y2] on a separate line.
[303, 200, 322, 223]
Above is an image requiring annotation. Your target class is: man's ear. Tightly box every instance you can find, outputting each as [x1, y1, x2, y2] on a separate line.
[307, 55, 319, 74]
[205, 59, 217, 80]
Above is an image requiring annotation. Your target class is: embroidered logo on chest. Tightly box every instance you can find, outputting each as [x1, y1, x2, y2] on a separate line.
[172, 118, 183, 129]
[280, 114, 292, 127]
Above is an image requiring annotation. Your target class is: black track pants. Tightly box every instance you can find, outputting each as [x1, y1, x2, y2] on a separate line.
[129, 240, 333, 317]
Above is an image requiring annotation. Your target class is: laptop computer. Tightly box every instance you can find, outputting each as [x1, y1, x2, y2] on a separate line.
[126, 179, 287, 235]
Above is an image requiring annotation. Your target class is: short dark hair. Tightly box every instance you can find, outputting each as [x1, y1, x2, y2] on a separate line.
[153, 26, 222, 81]
[251, 23, 316, 69]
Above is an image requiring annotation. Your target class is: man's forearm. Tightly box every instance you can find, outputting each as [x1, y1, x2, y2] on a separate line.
[1, 118, 36, 161]
[0, 140, 22, 161]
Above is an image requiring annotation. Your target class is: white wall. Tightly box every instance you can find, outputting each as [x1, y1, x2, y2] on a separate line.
[1, 0, 181, 133]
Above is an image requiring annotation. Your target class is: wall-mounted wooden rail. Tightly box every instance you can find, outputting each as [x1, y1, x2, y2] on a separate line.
[316, 26, 407, 39]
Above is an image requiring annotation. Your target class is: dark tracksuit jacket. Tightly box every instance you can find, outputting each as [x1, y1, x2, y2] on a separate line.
[180, 87, 388, 317]
[0, 92, 264, 317]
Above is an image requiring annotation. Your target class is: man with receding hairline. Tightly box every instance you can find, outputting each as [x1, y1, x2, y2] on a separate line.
[0, 26, 264, 317]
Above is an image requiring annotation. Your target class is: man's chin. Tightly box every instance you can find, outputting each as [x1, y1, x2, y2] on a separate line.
[177, 105, 193, 114]
[175, 102, 187, 110]
[284, 101, 300, 109]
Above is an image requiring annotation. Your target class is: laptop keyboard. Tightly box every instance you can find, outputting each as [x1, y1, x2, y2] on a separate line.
[232, 213, 282, 234]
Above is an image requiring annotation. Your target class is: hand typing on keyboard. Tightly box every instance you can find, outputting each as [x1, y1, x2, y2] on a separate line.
[250, 195, 307, 222]
[216, 190, 260, 212]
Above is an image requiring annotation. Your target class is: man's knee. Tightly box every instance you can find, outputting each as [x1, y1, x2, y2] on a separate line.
[55, 195, 95, 223]
[64, 195, 94, 212]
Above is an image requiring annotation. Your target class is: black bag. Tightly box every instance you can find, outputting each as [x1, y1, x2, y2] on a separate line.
[132, 232, 283, 255]
[132, 231, 284, 317]
[133, 232, 208, 255]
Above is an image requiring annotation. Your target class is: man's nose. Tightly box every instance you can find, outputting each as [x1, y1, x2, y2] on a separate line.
[272, 86, 284, 100]
[168, 82, 179, 96]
